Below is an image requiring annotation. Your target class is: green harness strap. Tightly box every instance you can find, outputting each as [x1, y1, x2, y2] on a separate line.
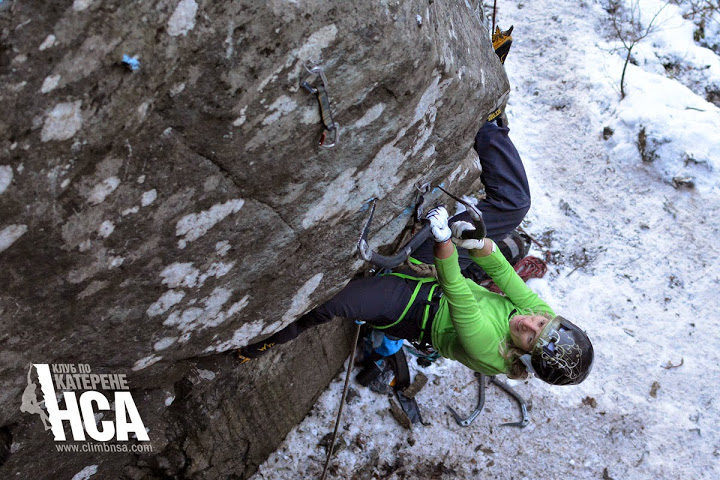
[417, 282, 438, 346]
[374, 273, 439, 335]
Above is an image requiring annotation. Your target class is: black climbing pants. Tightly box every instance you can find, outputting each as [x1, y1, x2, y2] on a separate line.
[243, 275, 434, 356]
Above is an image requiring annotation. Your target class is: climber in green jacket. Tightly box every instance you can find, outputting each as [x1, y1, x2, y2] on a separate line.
[426, 205, 593, 384]
[239, 205, 593, 386]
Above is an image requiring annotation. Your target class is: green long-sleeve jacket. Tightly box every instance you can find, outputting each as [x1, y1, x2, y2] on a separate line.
[430, 243, 555, 374]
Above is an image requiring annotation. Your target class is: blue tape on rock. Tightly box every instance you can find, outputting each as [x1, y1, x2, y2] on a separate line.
[122, 54, 140, 71]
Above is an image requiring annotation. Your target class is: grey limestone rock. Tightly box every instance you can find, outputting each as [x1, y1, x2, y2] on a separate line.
[0, 0, 508, 477]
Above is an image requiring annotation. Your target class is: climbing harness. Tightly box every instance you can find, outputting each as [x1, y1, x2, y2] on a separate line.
[300, 62, 340, 148]
[320, 320, 363, 480]
[447, 373, 529, 428]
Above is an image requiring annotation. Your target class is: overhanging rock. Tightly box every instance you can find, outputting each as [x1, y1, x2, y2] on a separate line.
[0, 0, 508, 477]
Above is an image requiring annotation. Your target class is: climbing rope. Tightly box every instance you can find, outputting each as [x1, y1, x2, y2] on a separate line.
[480, 255, 548, 294]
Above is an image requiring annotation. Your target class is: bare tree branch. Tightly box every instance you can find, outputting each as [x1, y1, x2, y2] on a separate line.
[604, 0, 672, 98]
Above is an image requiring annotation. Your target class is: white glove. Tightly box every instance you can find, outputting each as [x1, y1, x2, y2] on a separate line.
[451, 220, 486, 250]
[425, 206, 452, 243]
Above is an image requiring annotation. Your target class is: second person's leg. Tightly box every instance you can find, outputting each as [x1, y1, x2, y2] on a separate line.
[474, 121, 531, 241]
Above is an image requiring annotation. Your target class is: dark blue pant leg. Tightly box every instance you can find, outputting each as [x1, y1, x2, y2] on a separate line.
[410, 122, 531, 265]
[475, 121, 531, 240]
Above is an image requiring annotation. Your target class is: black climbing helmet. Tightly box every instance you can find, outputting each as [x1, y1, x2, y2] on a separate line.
[522, 315, 594, 386]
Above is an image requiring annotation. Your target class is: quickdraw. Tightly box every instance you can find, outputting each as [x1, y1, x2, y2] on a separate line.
[300, 62, 340, 148]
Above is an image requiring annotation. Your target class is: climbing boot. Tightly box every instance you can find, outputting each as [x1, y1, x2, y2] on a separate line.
[487, 93, 509, 128]
[487, 25, 513, 127]
[237, 352, 252, 364]
[237, 341, 276, 360]
[492, 25, 513, 64]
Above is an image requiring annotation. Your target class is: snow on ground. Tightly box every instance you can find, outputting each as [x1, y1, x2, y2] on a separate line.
[253, 1, 720, 478]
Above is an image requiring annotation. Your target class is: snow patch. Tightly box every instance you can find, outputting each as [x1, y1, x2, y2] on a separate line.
[41, 101, 83, 142]
[141, 189, 157, 206]
[72, 0, 94, 11]
[161, 263, 200, 289]
[153, 337, 177, 351]
[198, 261, 235, 285]
[87, 177, 120, 205]
[167, 0, 198, 37]
[163, 287, 250, 343]
[137, 101, 150, 121]
[147, 290, 185, 317]
[97, 220, 115, 238]
[77, 280, 108, 299]
[281, 273, 324, 324]
[132, 355, 162, 371]
[39, 34, 56, 51]
[353, 103, 385, 129]
[41, 74, 61, 93]
[0, 165, 13, 194]
[206, 316, 263, 353]
[233, 106, 248, 126]
[0, 224, 27, 253]
[262, 95, 298, 125]
[175, 199, 245, 248]
[163, 289, 247, 335]
[71, 465, 98, 480]
[215, 240, 231, 256]
[170, 82, 185, 97]
[258, 24, 338, 92]
[197, 369, 216, 381]
[300, 168, 356, 229]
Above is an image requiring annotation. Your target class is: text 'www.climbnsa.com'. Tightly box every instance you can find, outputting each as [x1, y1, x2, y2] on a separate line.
[54, 443, 153, 453]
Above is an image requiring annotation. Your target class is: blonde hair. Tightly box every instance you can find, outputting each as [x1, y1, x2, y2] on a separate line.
[499, 341, 529, 380]
[500, 311, 554, 379]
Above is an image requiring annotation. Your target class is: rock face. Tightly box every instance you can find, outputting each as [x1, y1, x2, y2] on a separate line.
[0, 0, 507, 478]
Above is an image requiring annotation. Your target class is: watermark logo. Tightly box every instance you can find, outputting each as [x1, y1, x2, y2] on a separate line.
[21, 364, 149, 443]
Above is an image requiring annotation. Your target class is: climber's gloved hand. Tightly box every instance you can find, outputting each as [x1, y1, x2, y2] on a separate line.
[451, 219, 486, 250]
[425, 206, 452, 243]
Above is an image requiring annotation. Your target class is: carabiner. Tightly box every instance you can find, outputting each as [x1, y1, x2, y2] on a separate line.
[300, 61, 340, 149]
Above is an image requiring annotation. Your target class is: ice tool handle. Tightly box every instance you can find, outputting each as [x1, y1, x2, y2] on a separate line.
[357, 198, 471, 270]
[300, 62, 340, 148]
[447, 374, 530, 428]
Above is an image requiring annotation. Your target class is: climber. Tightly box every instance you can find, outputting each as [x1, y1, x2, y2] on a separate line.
[238, 118, 594, 385]
[238, 202, 593, 385]
[237, 30, 595, 385]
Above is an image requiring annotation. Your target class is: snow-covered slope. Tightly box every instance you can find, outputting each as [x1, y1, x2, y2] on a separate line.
[253, 1, 720, 478]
